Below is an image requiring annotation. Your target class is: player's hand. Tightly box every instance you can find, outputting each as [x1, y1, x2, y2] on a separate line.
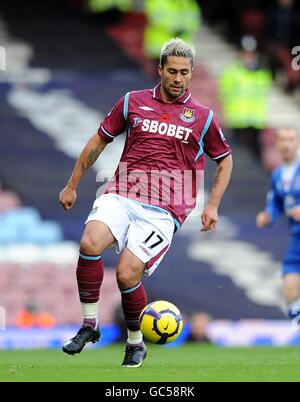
[201, 204, 218, 232]
[287, 206, 300, 221]
[256, 211, 271, 228]
[59, 185, 77, 211]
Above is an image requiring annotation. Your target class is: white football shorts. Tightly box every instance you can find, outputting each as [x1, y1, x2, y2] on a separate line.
[85, 194, 175, 276]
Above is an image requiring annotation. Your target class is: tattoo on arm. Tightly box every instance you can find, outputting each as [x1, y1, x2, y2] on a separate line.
[81, 147, 101, 175]
[213, 165, 223, 189]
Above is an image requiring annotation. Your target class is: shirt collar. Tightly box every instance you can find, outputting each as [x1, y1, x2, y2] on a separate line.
[152, 84, 192, 104]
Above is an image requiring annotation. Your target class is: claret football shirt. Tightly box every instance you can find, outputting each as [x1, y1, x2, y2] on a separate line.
[98, 84, 231, 228]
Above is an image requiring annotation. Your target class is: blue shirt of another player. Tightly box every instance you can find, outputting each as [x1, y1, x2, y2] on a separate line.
[266, 160, 300, 236]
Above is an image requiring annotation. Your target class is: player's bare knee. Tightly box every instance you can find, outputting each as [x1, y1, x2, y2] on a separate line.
[80, 233, 101, 255]
[116, 269, 138, 290]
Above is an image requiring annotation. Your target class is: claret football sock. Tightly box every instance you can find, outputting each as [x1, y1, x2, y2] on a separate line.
[120, 282, 147, 332]
[76, 251, 103, 330]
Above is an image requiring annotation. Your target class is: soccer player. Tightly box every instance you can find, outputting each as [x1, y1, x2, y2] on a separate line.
[256, 127, 300, 326]
[59, 38, 233, 367]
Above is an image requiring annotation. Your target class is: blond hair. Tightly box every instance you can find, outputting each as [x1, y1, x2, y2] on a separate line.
[160, 38, 196, 68]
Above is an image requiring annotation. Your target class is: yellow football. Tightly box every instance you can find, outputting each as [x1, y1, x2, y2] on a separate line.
[139, 300, 183, 344]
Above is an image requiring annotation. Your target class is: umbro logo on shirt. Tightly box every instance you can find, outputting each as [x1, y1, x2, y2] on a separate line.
[139, 106, 155, 111]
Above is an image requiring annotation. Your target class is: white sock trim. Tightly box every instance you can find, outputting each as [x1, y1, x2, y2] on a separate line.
[81, 302, 99, 321]
[127, 329, 143, 345]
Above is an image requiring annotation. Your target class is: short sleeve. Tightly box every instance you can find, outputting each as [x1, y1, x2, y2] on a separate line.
[203, 116, 232, 161]
[98, 95, 127, 143]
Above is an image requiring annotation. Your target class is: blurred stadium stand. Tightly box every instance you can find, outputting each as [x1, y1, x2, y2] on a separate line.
[0, 189, 21, 212]
[0, 206, 63, 245]
[0, 261, 120, 327]
[0, 0, 300, 347]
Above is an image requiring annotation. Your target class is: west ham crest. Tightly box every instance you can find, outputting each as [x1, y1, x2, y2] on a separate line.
[180, 107, 195, 123]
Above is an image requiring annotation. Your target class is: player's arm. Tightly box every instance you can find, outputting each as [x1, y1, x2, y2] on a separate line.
[201, 154, 233, 232]
[201, 115, 232, 232]
[59, 134, 107, 211]
[59, 95, 127, 211]
[256, 173, 283, 228]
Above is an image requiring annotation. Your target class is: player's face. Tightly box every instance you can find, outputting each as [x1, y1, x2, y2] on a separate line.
[276, 129, 300, 161]
[158, 56, 193, 102]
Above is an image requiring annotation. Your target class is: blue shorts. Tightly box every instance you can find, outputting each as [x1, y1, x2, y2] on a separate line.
[283, 235, 300, 276]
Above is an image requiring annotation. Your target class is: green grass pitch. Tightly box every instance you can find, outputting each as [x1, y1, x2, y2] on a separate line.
[0, 344, 300, 382]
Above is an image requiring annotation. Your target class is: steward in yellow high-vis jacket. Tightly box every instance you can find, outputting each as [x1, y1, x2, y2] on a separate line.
[144, 0, 201, 61]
